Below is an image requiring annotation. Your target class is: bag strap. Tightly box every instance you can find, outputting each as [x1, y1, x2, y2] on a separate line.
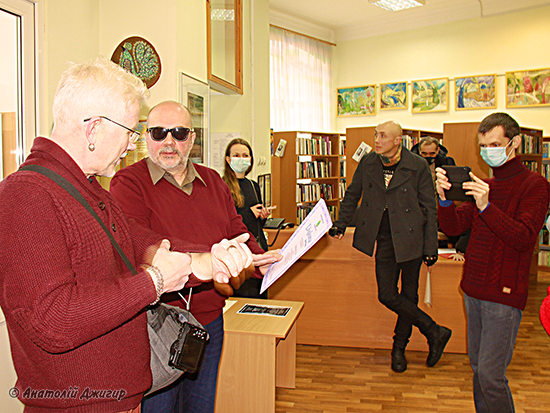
[19, 165, 138, 276]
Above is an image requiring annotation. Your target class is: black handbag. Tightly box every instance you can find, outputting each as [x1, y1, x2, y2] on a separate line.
[20, 165, 207, 396]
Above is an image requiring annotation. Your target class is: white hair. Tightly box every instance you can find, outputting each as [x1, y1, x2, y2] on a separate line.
[52, 56, 149, 127]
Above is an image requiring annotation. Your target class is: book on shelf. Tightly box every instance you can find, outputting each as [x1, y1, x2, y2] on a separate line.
[543, 142, 550, 159]
[519, 133, 540, 154]
[340, 139, 347, 156]
[258, 173, 271, 207]
[296, 135, 332, 155]
[521, 160, 539, 173]
[296, 183, 334, 203]
[296, 160, 333, 179]
[401, 135, 418, 150]
[297, 203, 336, 224]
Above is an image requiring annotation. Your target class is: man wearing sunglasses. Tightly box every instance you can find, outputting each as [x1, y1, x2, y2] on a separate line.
[110, 100, 279, 413]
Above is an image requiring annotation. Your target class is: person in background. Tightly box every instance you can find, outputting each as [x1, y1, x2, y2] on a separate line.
[110, 100, 280, 413]
[436, 112, 550, 413]
[412, 136, 455, 175]
[329, 120, 452, 374]
[0, 58, 252, 412]
[223, 138, 271, 298]
[412, 136, 468, 251]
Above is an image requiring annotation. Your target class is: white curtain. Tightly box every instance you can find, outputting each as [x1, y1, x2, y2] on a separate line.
[270, 26, 333, 132]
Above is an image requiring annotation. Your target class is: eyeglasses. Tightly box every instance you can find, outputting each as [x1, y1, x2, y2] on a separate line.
[83, 116, 141, 143]
[147, 127, 193, 142]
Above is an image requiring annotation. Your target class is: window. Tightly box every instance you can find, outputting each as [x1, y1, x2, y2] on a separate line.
[270, 26, 333, 132]
[0, 0, 36, 179]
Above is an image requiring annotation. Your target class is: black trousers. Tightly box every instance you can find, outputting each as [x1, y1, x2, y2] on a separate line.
[374, 227, 435, 349]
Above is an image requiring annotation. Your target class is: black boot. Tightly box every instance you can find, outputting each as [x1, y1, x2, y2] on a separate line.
[391, 346, 407, 373]
[426, 325, 452, 367]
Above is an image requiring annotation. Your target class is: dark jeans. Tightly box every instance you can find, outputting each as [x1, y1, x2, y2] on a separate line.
[464, 294, 522, 413]
[142, 313, 224, 413]
[375, 235, 435, 349]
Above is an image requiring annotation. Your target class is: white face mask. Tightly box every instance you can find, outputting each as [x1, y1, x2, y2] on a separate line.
[480, 139, 514, 168]
[230, 157, 251, 174]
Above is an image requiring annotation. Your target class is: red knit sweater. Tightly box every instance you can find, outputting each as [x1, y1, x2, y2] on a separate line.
[438, 156, 549, 310]
[110, 159, 264, 326]
[0, 138, 208, 412]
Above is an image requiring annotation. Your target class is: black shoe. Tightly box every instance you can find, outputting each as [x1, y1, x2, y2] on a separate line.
[426, 325, 452, 367]
[391, 347, 407, 373]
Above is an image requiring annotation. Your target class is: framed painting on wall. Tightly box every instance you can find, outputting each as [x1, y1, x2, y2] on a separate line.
[179, 72, 210, 165]
[380, 82, 407, 110]
[411, 78, 448, 113]
[506, 68, 550, 108]
[455, 74, 496, 110]
[337, 85, 376, 116]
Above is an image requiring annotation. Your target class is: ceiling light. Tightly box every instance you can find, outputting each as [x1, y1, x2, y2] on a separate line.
[368, 0, 425, 12]
[211, 9, 235, 21]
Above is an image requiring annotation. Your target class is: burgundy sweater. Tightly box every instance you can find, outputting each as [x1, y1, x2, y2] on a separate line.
[110, 159, 264, 326]
[438, 156, 549, 310]
[0, 138, 209, 412]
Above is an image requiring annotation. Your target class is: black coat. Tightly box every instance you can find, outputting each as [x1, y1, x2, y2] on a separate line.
[410, 142, 456, 167]
[334, 148, 438, 263]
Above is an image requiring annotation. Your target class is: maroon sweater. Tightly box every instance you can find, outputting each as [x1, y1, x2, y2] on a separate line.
[0, 138, 209, 412]
[110, 159, 264, 325]
[438, 156, 549, 310]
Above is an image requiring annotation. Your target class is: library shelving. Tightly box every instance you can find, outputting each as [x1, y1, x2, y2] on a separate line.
[271, 131, 345, 225]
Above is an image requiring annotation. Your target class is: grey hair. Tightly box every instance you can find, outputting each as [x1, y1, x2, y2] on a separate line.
[52, 56, 149, 126]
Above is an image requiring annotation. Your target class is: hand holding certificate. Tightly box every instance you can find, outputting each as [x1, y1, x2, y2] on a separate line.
[260, 199, 333, 294]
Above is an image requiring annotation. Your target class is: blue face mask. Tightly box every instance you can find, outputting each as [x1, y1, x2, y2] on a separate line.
[230, 157, 251, 174]
[480, 139, 514, 168]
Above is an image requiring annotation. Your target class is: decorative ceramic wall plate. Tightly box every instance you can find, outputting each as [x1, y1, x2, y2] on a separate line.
[111, 36, 161, 88]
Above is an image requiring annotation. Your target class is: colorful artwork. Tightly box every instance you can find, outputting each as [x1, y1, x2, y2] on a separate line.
[337, 85, 376, 116]
[111, 36, 161, 88]
[506, 68, 550, 108]
[380, 82, 407, 110]
[411, 78, 448, 113]
[455, 75, 496, 110]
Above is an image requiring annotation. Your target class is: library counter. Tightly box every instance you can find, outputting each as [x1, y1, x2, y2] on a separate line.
[266, 228, 467, 354]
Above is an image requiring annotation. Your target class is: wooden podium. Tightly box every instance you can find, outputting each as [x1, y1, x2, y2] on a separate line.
[215, 298, 304, 413]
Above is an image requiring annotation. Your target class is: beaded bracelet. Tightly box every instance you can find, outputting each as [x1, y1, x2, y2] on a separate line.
[142, 265, 164, 305]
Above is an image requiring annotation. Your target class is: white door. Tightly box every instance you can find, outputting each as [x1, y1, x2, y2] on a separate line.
[0, 1, 35, 411]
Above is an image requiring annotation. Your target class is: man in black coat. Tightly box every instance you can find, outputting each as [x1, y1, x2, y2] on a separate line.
[330, 120, 451, 373]
[411, 136, 456, 192]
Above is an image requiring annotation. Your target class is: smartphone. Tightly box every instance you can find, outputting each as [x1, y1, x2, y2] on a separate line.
[441, 166, 475, 202]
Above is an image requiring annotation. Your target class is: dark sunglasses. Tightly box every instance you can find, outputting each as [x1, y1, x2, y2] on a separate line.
[147, 127, 192, 142]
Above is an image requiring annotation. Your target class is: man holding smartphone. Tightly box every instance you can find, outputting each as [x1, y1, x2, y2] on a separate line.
[330, 120, 452, 374]
[436, 112, 549, 413]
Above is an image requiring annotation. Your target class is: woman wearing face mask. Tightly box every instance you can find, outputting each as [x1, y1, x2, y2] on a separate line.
[223, 138, 270, 298]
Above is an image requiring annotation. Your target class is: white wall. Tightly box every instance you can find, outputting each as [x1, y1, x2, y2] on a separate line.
[40, 0, 99, 134]
[334, 5, 550, 135]
[210, 0, 272, 178]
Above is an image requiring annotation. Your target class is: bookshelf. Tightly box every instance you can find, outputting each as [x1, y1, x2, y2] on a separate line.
[271, 131, 345, 225]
